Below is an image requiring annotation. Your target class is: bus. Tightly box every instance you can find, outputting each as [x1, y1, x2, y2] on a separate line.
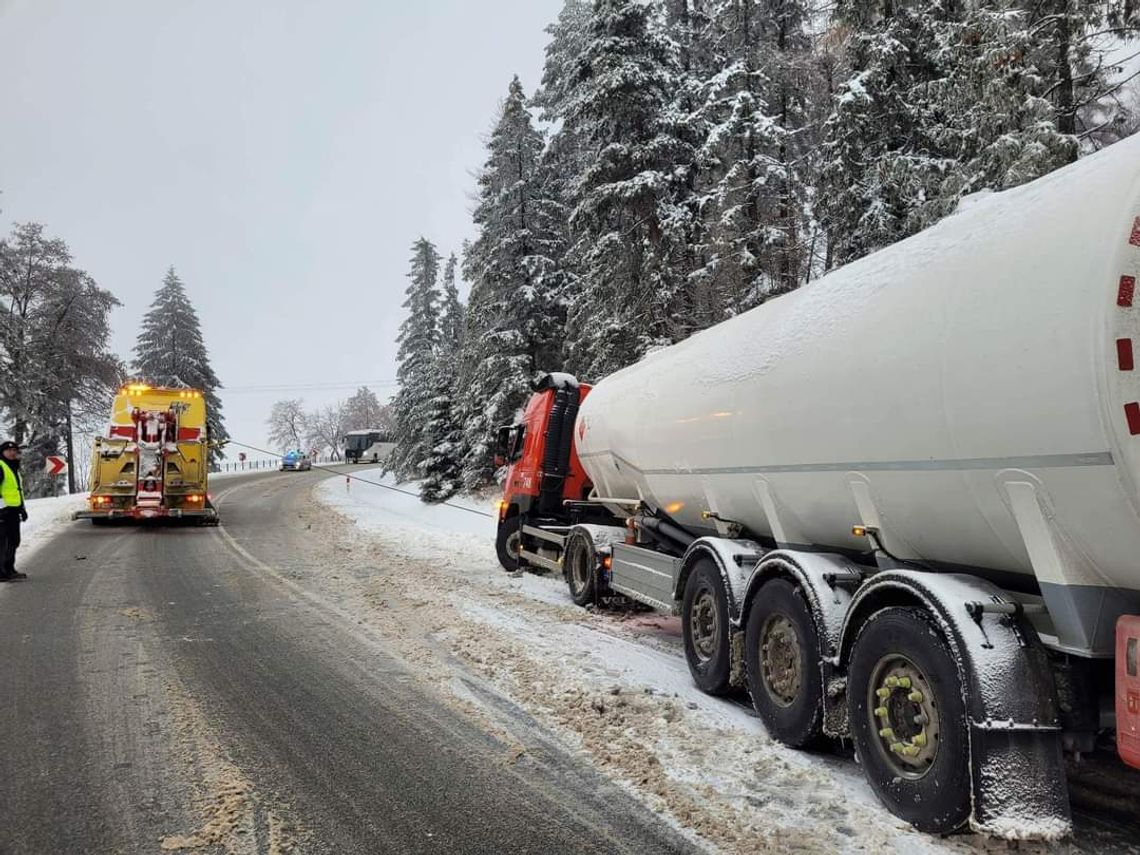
[343, 429, 394, 464]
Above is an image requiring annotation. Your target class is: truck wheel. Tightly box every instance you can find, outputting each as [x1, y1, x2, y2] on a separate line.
[495, 516, 525, 572]
[681, 558, 732, 696]
[564, 531, 598, 606]
[847, 607, 970, 834]
[744, 578, 823, 748]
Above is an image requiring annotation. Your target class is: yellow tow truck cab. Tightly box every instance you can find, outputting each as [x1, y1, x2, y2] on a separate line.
[75, 383, 219, 524]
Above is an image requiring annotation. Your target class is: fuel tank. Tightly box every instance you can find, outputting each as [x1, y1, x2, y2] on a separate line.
[575, 134, 1140, 654]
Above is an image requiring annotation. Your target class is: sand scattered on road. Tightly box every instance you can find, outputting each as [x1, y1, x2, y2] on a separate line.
[159, 676, 304, 854]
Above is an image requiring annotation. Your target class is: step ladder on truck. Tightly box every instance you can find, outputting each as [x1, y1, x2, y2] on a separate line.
[74, 383, 219, 525]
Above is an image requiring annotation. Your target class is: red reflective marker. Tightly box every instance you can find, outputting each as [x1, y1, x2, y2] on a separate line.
[1121, 276, 1137, 308]
[1119, 339, 1135, 371]
[1127, 402, 1140, 436]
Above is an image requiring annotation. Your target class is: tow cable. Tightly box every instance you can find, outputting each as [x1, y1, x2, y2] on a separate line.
[224, 440, 495, 519]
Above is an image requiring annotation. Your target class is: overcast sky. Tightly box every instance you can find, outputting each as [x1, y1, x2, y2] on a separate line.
[0, 0, 564, 457]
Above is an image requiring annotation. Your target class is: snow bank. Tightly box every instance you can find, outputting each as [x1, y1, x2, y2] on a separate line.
[10, 493, 89, 565]
[317, 471, 496, 540]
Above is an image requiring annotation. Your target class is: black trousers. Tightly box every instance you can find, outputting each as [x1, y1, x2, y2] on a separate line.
[0, 510, 20, 577]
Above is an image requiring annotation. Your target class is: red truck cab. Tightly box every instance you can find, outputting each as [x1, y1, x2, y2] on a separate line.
[495, 374, 592, 569]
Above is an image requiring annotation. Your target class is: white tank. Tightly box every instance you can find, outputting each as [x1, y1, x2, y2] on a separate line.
[576, 134, 1140, 653]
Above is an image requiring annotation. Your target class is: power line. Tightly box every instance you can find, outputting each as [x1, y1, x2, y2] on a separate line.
[220, 380, 399, 395]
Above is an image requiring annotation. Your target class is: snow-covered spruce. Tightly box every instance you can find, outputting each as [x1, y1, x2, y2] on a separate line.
[562, 0, 694, 382]
[456, 76, 565, 491]
[388, 237, 443, 482]
[419, 253, 465, 502]
[132, 267, 228, 465]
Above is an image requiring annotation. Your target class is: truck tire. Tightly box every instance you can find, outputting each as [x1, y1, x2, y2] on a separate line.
[744, 578, 823, 748]
[847, 607, 971, 834]
[564, 531, 597, 606]
[681, 559, 732, 696]
[495, 516, 526, 572]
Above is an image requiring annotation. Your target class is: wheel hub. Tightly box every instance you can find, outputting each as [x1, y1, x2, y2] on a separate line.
[868, 655, 941, 778]
[760, 615, 802, 706]
[690, 590, 719, 662]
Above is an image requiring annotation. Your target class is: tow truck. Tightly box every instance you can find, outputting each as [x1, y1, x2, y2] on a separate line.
[74, 383, 219, 524]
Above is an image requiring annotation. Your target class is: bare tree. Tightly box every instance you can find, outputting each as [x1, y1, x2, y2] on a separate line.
[343, 385, 386, 431]
[0, 223, 121, 495]
[266, 399, 307, 452]
[305, 402, 347, 460]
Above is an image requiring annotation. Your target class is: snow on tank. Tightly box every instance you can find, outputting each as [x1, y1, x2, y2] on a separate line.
[576, 133, 1140, 655]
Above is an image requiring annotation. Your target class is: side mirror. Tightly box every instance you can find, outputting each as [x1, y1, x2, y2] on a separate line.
[508, 425, 526, 462]
[494, 425, 512, 462]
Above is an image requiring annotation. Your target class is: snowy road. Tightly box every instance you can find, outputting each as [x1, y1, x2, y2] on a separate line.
[0, 468, 689, 854]
[2, 467, 1137, 854]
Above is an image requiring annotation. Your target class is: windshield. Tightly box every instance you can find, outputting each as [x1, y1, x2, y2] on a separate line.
[345, 435, 370, 452]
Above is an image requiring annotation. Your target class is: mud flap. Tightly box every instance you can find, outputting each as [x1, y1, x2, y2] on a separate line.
[970, 727, 1070, 838]
[968, 626, 1070, 837]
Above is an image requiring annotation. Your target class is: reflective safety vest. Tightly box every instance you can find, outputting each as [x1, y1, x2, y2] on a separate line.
[0, 460, 23, 509]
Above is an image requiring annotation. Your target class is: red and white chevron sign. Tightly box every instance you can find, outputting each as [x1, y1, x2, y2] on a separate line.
[45, 456, 67, 476]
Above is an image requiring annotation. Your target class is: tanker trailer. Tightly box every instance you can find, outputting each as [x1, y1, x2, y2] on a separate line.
[495, 132, 1140, 837]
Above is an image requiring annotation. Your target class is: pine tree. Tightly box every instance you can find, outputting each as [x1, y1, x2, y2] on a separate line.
[921, 0, 1078, 215]
[437, 253, 464, 350]
[131, 267, 228, 461]
[818, 0, 1110, 263]
[418, 389, 463, 501]
[388, 237, 442, 480]
[563, 0, 694, 381]
[530, 0, 595, 389]
[696, 0, 819, 313]
[1018, 1, 1140, 149]
[420, 253, 465, 501]
[660, 0, 718, 327]
[457, 77, 567, 490]
[534, 0, 594, 124]
[818, 1, 964, 267]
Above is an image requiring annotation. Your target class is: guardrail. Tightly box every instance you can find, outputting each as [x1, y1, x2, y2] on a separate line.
[215, 456, 341, 473]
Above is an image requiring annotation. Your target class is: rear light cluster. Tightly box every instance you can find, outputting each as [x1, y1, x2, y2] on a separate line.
[91, 495, 112, 506]
[1118, 616, 1140, 769]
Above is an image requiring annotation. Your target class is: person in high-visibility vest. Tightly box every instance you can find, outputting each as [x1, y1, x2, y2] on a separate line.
[0, 440, 28, 582]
